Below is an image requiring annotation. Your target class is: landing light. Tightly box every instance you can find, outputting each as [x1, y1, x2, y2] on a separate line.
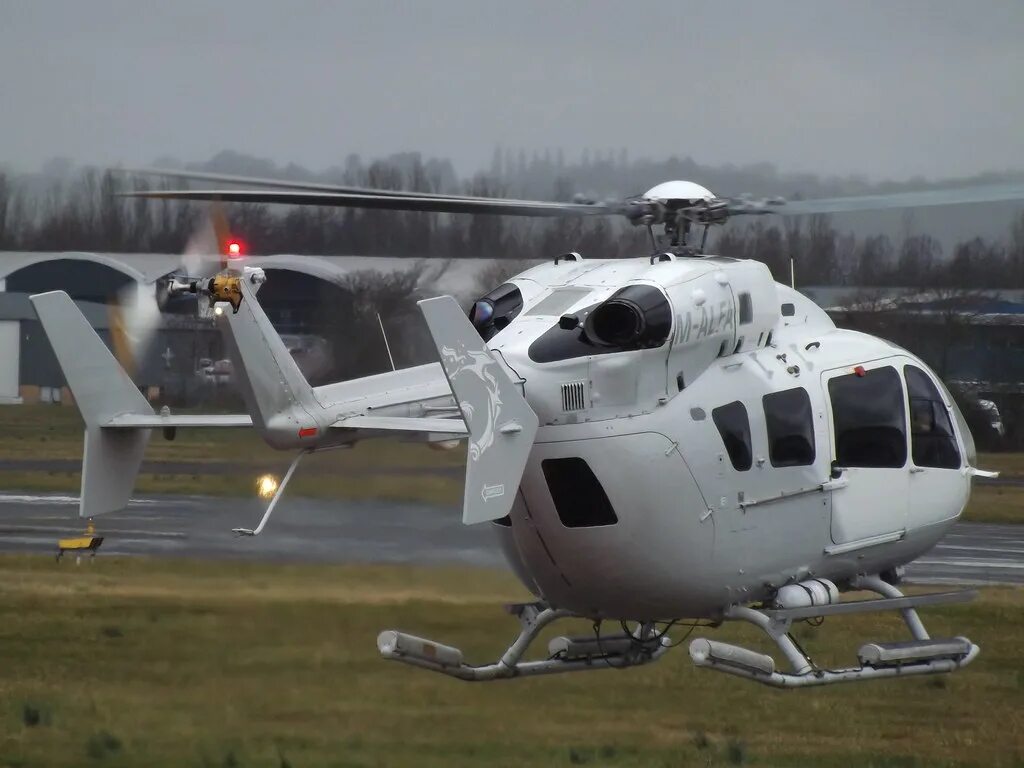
[257, 474, 279, 499]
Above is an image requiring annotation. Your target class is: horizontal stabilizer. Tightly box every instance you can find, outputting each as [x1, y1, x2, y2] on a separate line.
[331, 415, 468, 435]
[105, 413, 253, 428]
[419, 296, 538, 524]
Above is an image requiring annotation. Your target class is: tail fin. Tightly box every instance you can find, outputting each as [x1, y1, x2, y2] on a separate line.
[419, 296, 538, 524]
[217, 275, 322, 448]
[30, 291, 153, 517]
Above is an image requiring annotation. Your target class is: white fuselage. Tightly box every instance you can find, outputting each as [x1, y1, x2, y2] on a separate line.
[483, 256, 973, 620]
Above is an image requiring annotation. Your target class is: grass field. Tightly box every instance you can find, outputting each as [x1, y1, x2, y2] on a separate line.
[0, 556, 1020, 767]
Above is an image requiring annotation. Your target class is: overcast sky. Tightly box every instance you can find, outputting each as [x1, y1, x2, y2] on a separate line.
[2, 0, 1022, 181]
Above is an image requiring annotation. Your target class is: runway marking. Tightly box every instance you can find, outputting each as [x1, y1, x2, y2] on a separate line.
[0, 524, 186, 539]
[905, 575, 1017, 587]
[0, 494, 162, 506]
[0, 495, 83, 505]
[914, 558, 1024, 570]
[935, 544, 1024, 556]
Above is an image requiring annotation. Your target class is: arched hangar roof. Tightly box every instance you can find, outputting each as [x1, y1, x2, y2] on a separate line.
[0, 252, 181, 284]
[0, 251, 501, 296]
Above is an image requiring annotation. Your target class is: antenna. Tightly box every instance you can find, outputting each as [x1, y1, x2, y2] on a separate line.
[790, 258, 796, 289]
[377, 313, 396, 372]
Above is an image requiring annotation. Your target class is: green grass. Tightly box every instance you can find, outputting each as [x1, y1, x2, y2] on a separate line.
[0, 556, 1020, 767]
[962, 484, 1024, 525]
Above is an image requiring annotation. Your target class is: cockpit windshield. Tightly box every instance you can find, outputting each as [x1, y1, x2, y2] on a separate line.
[469, 283, 523, 341]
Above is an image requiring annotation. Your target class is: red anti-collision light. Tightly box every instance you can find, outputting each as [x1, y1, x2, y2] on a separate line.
[298, 427, 318, 438]
[226, 240, 242, 258]
[854, 365, 866, 377]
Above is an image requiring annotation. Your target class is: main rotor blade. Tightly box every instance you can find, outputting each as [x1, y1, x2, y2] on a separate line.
[120, 188, 614, 218]
[118, 167, 497, 200]
[753, 181, 1024, 217]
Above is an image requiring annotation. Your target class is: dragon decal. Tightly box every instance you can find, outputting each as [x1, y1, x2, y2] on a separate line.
[440, 343, 502, 462]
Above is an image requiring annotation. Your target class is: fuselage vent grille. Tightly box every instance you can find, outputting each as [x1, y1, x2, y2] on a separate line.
[561, 381, 587, 412]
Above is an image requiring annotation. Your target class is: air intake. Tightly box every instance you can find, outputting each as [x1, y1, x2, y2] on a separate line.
[561, 381, 587, 411]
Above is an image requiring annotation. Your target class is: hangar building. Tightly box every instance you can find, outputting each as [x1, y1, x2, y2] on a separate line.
[0, 251, 493, 405]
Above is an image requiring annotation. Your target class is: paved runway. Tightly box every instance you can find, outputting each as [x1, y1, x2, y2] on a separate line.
[0, 493, 1021, 585]
[0, 493, 502, 567]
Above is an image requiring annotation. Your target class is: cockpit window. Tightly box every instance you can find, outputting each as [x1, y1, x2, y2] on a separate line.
[905, 365, 961, 469]
[829, 366, 906, 469]
[529, 284, 672, 363]
[469, 283, 523, 341]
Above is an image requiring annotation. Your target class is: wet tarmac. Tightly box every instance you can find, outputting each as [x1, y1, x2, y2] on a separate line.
[0, 492, 1021, 585]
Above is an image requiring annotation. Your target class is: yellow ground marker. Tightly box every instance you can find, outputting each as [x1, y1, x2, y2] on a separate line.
[56, 519, 104, 563]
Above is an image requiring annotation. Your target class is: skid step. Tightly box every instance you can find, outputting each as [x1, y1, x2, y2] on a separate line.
[858, 637, 973, 667]
[689, 639, 775, 676]
[548, 633, 636, 661]
[377, 631, 464, 669]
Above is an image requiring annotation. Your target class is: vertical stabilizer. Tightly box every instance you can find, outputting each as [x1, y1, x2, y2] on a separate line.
[217, 276, 322, 448]
[30, 291, 153, 517]
[419, 296, 538, 524]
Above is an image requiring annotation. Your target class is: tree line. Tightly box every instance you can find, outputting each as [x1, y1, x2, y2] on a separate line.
[2, 154, 1022, 289]
[715, 216, 1024, 289]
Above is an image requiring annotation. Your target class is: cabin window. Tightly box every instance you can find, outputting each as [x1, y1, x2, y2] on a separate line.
[905, 365, 961, 469]
[712, 401, 753, 471]
[763, 388, 815, 467]
[542, 457, 618, 528]
[739, 292, 753, 324]
[828, 366, 906, 469]
[781, 303, 795, 317]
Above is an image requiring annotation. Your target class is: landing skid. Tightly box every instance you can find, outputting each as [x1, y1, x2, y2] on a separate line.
[378, 602, 670, 681]
[689, 575, 980, 688]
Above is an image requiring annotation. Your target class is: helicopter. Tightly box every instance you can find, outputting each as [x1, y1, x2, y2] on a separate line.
[28, 169, 1024, 688]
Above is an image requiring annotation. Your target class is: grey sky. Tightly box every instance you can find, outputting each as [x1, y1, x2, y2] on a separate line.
[2, 0, 1023, 181]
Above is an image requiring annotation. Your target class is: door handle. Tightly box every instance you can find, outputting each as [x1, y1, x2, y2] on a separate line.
[909, 467, 926, 474]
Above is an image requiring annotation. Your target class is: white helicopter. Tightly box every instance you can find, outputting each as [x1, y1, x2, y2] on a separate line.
[30, 170, 1024, 689]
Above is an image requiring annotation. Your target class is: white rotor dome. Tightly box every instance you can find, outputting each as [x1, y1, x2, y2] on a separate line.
[643, 180, 715, 201]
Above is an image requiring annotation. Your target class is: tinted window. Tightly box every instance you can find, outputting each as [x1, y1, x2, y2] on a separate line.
[713, 401, 752, 471]
[542, 458, 618, 527]
[763, 388, 815, 467]
[828, 366, 907, 468]
[905, 365, 961, 469]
